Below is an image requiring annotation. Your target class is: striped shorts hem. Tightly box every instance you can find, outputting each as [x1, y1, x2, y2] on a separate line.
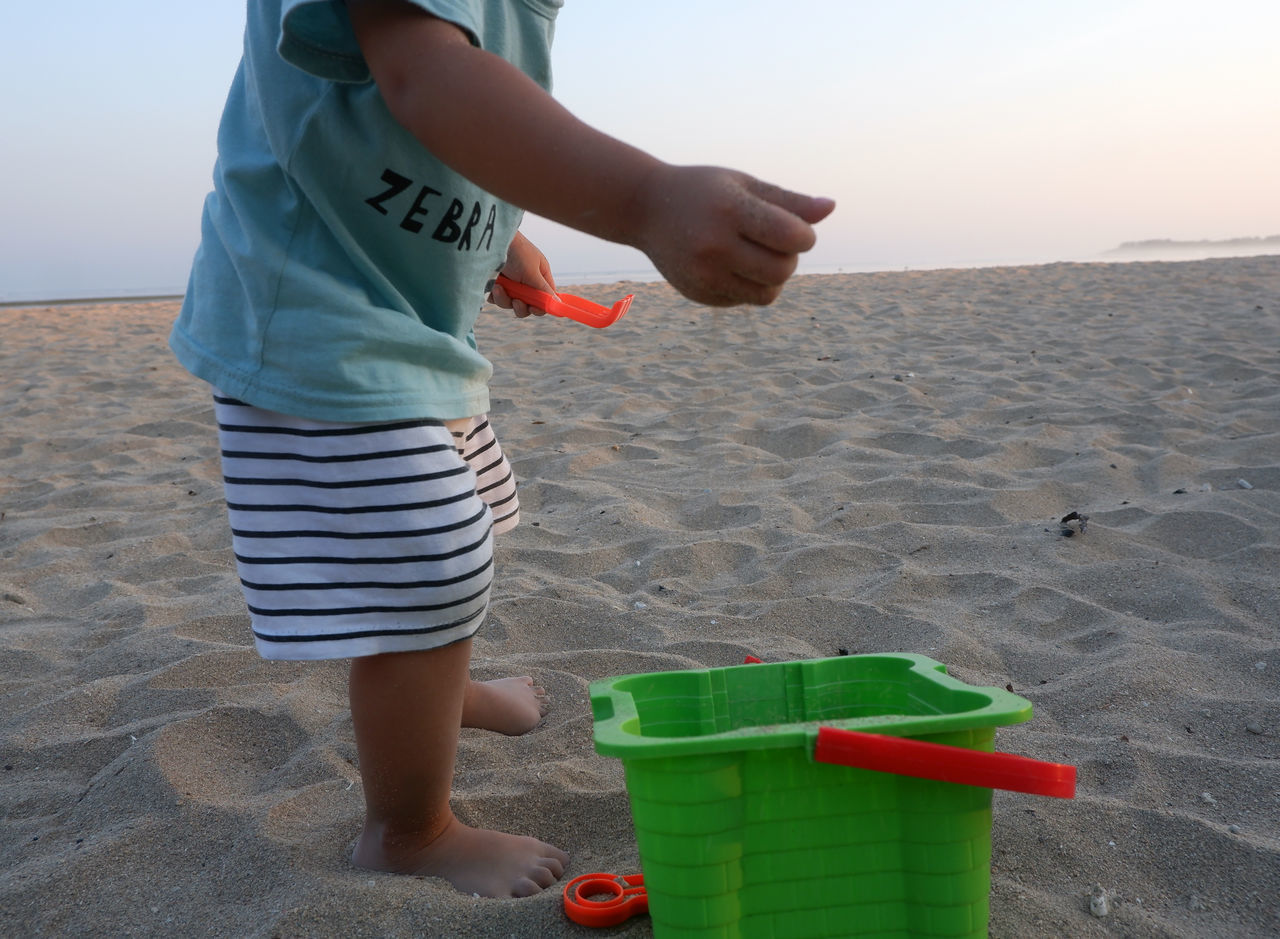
[213, 394, 519, 661]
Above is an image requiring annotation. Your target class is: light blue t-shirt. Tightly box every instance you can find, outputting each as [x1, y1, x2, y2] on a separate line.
[170, 0, 560, 421]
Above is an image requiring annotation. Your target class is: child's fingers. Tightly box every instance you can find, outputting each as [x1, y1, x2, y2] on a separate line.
[739, 179, 835, 255]
[490, 281, 540, 317]
[738, 195, 817, 256]
[697, 242, 798, 305]
[746, 177, 836, 225]
[732, 237, 800, 290]
[725, 275, 786, 306]
[703, 269, 791, 307]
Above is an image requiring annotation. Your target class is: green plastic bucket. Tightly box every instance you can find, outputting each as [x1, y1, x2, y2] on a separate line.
[589, 653, 1035, 938]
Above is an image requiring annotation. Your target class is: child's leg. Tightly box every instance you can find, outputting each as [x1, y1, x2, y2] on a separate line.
[448, 415, 547, 735]
[349, 639, 569, 897]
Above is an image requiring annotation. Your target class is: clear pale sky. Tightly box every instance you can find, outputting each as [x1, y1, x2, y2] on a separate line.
[3, 0, 1278, 301]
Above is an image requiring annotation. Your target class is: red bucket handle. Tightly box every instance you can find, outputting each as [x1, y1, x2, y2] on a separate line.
[814, 727, 1076, 799]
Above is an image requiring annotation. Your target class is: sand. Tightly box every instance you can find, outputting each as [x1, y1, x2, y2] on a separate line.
[2, 256, 1277, 937]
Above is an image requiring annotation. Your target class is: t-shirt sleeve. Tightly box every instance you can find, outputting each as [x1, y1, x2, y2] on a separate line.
[278, 0, 482, 83]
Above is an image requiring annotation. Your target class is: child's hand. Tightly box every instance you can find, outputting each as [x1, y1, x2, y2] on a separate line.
[633, 166, 835, 307]
[490, 231, 557, 318]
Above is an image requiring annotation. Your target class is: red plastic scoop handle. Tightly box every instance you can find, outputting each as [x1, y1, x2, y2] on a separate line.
[814, 727, 1076, 799]
[563, 872, 648, 928]
[494, 274, 632, 328]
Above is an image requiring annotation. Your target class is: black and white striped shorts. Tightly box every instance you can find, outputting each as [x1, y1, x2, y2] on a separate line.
[213, 394, 519, 660]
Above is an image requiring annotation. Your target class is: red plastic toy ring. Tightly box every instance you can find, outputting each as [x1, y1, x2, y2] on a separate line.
[563, 871, 648, 927]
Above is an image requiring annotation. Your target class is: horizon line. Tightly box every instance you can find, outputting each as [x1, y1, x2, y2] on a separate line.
[4, 250, 1279, 309]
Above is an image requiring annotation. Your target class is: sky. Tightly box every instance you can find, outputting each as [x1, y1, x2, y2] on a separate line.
[3, 0, 1279, 301]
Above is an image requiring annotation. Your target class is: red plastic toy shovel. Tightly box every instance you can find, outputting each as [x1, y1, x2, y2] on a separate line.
[814, 727, 1077, 798]
[495, 274, 633, 328]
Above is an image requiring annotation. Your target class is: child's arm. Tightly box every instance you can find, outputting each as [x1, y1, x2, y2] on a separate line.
[346, 0, 834, 306]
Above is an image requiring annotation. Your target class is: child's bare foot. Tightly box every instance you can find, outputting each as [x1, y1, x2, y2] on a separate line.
[462, 676, 548, 735]
[353, 816, 570, 898]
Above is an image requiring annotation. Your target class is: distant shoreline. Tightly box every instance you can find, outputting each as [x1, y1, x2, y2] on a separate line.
[5, 246, 1280, 309]
[1105, 235, 1280, 256]
[0, 293, 184, 310]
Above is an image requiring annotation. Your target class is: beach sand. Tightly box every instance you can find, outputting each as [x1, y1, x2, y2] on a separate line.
[2, 256, 1277, 937]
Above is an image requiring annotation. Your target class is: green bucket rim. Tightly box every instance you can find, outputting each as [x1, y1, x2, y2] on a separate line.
[590, 652, 1033, 760]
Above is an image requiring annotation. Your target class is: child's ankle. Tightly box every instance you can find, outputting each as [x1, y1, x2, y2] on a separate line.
[352, 815, 451, 873]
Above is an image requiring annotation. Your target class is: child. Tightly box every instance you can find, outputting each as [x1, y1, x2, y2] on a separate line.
[171, 0, 833, 899]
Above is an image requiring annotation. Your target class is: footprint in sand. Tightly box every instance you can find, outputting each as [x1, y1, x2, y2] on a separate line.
[152, 707, 308, 807]
[1139, 510, 1261, 560]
